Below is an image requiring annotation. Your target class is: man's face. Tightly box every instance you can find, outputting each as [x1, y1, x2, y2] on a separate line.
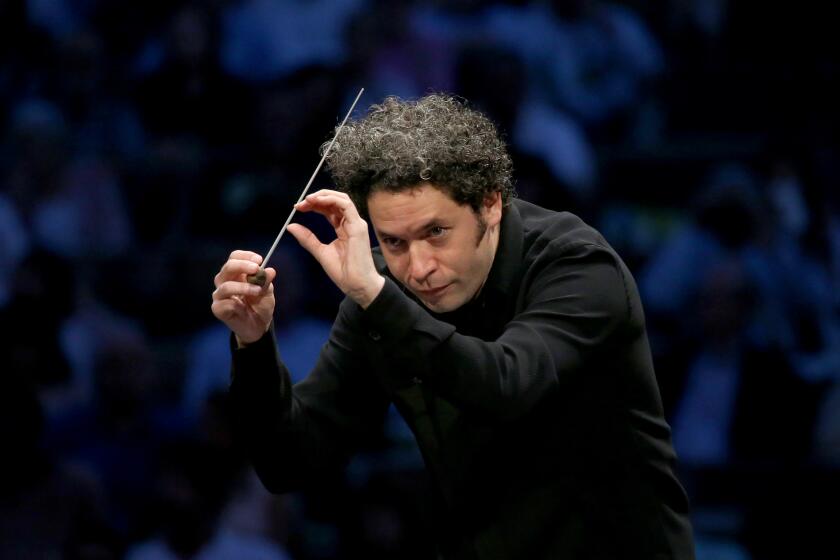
[367, 183, 502, 313]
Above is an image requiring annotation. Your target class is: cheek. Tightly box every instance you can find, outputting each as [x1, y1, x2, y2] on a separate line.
[383, 254, 408, 279]
[435, 250, 467, 280]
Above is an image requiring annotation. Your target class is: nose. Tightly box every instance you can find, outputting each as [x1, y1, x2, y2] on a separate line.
[407, 242, 436, 285]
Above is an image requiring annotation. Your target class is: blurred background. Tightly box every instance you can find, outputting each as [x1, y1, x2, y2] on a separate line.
[1, 0, 838, 558]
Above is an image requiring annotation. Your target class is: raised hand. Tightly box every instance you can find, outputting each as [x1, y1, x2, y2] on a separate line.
[287, 190, 384, 309]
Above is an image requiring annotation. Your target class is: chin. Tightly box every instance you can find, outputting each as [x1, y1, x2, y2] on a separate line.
[421, 300, 449, 313]
[420, 294, 466, 314]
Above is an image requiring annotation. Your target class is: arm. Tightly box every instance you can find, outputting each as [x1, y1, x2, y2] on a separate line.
[211, 249, 389, 493]
[356, 243, 635, 421]
[288, 190, 634, 422]
[228, 307, 391, 493]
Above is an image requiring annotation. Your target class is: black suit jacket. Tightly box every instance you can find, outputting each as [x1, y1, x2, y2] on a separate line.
[230, 199, 695, 559]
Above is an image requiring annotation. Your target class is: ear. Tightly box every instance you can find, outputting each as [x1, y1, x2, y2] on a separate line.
[481, 191, 503, 228]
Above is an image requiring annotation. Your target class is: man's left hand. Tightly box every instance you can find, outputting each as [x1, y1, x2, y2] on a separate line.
[287, 189, 385, 309]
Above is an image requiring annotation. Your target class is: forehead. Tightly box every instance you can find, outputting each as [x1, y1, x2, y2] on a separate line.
[367, 183, 464, 231]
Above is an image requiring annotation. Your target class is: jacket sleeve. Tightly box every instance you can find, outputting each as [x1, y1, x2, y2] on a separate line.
[229, 304, 391, 493]
[357, 241, 637, 422]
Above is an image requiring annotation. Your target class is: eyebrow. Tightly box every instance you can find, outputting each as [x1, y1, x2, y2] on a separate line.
[376, 219, 443, 239]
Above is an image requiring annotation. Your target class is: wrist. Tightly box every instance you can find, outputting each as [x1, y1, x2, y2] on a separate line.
[353, 274, 385, 310]
[235, 322, 271, 347]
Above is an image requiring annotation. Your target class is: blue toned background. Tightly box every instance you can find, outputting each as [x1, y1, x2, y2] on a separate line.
[1, 1, 838, 558]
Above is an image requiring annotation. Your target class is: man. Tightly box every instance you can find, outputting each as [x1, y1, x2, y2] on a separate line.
[211, 95, 695, 559]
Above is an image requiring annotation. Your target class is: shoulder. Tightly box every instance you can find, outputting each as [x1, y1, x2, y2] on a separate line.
[513, 198, 614, 260]
[512, 199, 643, 327]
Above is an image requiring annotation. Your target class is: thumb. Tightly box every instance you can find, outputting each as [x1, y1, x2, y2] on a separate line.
[287, 223, 324, 260]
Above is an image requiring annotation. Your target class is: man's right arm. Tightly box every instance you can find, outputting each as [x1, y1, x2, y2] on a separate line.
[212, 249, 390, 493]
[227, 299, 391, 494]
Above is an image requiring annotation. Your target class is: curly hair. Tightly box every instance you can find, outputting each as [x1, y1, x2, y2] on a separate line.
[322, 94, 515, 218]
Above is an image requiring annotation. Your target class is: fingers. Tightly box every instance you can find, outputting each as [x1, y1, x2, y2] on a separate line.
[287, 223, 326, 260]
[213, 279, 263, 300]
[295, 190, 367, 235]
[215, 256, 262, 288]
[228, 250, 263, 264]
[296, 190, 356, 214]
[214, 267, 276, 297]
[211, 295, 247, 321]
[262, 267, 277, 285]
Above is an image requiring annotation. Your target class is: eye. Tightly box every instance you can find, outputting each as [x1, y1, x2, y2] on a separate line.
[382, 237, 404, 249]
[429, 226, 446, 237]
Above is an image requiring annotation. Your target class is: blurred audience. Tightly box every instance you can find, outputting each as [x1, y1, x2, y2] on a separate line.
[125, 440, 290, 560]
[0, 373, 116, 559]
[220, 0, 367, 82]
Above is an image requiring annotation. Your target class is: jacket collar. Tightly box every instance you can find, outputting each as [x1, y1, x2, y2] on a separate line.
[482, 199, 524, 300]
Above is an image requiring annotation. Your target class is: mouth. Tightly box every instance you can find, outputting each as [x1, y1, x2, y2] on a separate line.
[415, 283, 451, 299]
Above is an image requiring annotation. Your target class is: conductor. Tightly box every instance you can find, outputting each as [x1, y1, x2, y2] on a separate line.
[211, 94, 695, 559]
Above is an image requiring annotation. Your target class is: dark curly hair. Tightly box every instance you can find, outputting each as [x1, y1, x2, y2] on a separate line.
[322, 94, 515, 218]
